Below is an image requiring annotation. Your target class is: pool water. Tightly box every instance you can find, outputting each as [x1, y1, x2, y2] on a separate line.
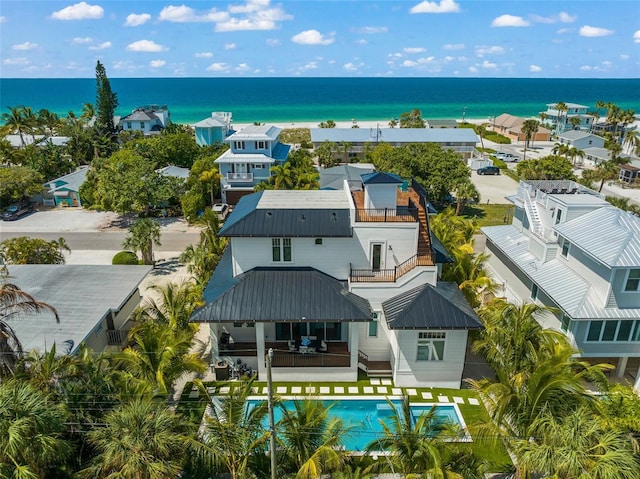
[248, 398, 465, 451]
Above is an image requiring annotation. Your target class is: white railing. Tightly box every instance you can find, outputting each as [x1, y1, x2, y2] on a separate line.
[227, 172, 253, 182]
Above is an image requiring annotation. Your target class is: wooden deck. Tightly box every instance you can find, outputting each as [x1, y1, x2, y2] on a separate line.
[219, 341, 352, 368]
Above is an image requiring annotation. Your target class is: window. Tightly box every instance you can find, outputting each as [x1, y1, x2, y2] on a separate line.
[531, 284, 538, 300]
[126, 122, 132, 129]
[315, 238, 323, 245]
[586, 321, 603, 341]
[417, 332, 445, 361]
[369, 320, 378, 337]
[624, 269, 640, 292]
[253, 164, 264, 169]
[234, 141, 245, 150]
[586, 320, 640, 342]
[555, 209, 562, 225]
[255, 141, 266, 149]
[272, 238, 292, 262]
[561, 239, 570, 257]
[140, 122, 145, 129]
[561, 314, 570, 332]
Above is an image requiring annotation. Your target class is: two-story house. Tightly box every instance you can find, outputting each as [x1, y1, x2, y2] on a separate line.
[194, 111, 233, 146]
[482, 179, 640, 391]
[556, 130, 605, 150]
[118, 105, 170, 135]
[215, 124, 291, 204]
[190, 173, 482, 387]
[542, 102, 593, 134]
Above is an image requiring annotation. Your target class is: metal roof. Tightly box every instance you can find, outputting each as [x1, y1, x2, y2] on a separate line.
[156, 165, 190, 179]
[227, 124, 281, 141]
[361, 172, 403, 185]
[430, 232, 455, 264]
[554, 207, 640, 268]
[558, 130, 599, 141]
[319, 164, 375, 190]
[383, 282, 482, 330]
[214, 143, 290, 163]
[4, 265, 152, 354]
[309, 128, 479, 144]
[191, 264, 371, 323]
[219, 190, 353, 237]
[121, 109, 159, 122]
[46, 166, 88, 193]
[193, 117, 228, 128]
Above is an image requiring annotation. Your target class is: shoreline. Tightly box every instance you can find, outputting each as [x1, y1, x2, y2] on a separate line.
[233, 118, 488, 130]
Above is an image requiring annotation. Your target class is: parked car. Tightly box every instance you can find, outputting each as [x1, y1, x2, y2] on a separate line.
[477, 166, 500, 176]
[213, 203, 229, 221]
[2, 200, 33, 221]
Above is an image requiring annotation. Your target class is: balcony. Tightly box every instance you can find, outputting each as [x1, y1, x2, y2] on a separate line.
[226, 172, 254, 183]
[350, 253, 436, 283]
[219, 341, 351, 368]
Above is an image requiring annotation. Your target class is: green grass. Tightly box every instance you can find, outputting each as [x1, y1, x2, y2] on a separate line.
[279, 128, 311, 144]
[461, 204, 515, 227]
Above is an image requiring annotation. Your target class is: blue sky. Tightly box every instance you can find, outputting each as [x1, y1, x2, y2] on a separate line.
[1, 0, 638, 78]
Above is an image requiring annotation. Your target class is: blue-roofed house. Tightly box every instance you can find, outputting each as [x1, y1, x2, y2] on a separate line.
[215, 124, 291, 205]
[191, 174, 480, 387]
[482, 179, 640, 391]
[310, 127, 479, 159]
[42, 165, 89, 207]
[194, 111, 232, 146]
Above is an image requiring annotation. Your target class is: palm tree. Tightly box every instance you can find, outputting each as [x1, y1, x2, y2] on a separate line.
[196, 378, 270, 479]
[593, 160, 620, 192]
[199, 168, 221, 206]
[623, 129, 640, 156]
[521, 119, 539, 149]
[569, 116, 582, 130]
[80, 102, 95, 123]
[135, 281, 201, 333]
[0, 379, 71, 477]
[277, 399, 347, 478]
[1, 106, 29, 147]
[388, 118, 398, 128]
[78, 399, 191, 479]
[446, 245, 496, 308]
[295, 171, 320, 190]
[554, 101, 568, 135]
[180, 209, 227, 285]
[365, 397, 461, 477]
[515, 406, 640, 478]
[538, 111, 548, 128]
[476, 124, 487, 149]
[0, 281, 59, 377]
[271, 162, 295, 189]
[452, 179, 479, 216]
[552, 142, 570, 158]
[122, 217, 162, 265]
[567, 146, 585, 167]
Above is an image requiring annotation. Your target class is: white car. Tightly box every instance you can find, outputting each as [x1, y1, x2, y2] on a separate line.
[213, 203, 229, 221]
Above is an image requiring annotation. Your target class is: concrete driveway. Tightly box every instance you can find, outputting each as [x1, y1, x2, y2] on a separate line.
[471, 169, 518, 204]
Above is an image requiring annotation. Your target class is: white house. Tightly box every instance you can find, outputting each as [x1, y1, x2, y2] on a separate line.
[556, 130, 605, 150]
[542, 102, 593, 134]
[118, 105, 170, 135]
[190, 173, 482, 388]
[215, 124, 291, 205]
[482, 179, 640, 391]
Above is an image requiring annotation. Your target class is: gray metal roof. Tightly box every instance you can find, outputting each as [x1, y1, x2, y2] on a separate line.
[193, 117, 228, 128]
[191, 264, 371, 323]
[46, 166, 88, 193]
[554, 207, 640, 268]
[383, 282, 482, 330]
[427, 120, 458, 128]
[214, 143, 290, 163]
[558, 130, 598, 141]
[121, 109, 158, 122]
[219, 190, 353, 237]
[156, 165, 190, 179]
[361, 172, 403, 185]
[309, 128, 478, 144]
[319, 164, 375, 190]
[483, 225, 640, 320]
[4, 265, 152, 354]
[227, 124, 281, 141]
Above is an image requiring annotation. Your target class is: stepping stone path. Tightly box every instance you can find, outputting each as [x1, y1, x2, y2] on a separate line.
[370, 378, 381, 385]
[438, 395, 449, 403]
[305, 386, 316, 394]
[320, 387, 331, 394]
[219, 386, 230, 394]
[276, 386, 287, 394]
[453, 396, 464, 404]
[207, 387, 216, 394]
[348, 386, 359, 394]
[391, 388, 402, 395]
[468, 398, 480, 405]
[262, 387, 269, 395]
[251, 387, 259, 394]
[334, 386, 345, 394]
[189, 389, 199, 399]
[406, 388, 418, 396]
[363, 387, 374, 394]
[381, 379, 392, 385]
[422, 392, 433, 399]
[291, 386, 302, 394]
[376, 386, 388, 394]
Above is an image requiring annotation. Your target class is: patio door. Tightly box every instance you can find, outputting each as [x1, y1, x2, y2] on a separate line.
[371, 243, 383, 270]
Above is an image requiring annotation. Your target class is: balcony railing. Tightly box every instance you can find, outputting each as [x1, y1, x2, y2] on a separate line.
[354, 206, 418, 223]
[106, 329, 127, 346]
[226, 172, 254, 182]
[270, 351, 351, 368]
[350, 253, 436, 283]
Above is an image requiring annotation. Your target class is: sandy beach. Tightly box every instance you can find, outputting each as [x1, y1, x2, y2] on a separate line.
[233, 118, 488, 130]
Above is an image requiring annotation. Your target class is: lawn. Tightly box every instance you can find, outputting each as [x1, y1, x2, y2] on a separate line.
[461, 203, 515, 227]
[279, 128, 311, 144]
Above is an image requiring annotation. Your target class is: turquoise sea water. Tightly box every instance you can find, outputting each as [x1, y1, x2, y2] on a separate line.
[1, 77, 639, 124]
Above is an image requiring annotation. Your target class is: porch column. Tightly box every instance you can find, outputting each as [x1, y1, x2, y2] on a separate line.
[349, 323, 359, 368]
[634, 364, 640, 393]
[209, 324, 219, 367]
[255, 323, 266, 380]
[616, 356, 628, 379]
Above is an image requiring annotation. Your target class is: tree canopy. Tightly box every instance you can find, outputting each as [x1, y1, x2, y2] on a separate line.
[1, 236, 70, 264]
[516, 155, 576, 181]
[95, 60, 118, 136]
[0, 166, 44, 206]
[399, 109, 426, 128]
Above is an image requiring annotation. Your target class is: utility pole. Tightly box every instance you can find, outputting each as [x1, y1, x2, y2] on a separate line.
[266, 348, 276, 479]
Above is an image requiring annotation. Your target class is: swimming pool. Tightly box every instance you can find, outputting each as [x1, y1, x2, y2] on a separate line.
[247, 398, 467, 451]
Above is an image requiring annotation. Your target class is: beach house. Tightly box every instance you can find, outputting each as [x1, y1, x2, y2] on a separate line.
[191, 173, 482, 387]
[309, 128, 479, 159]
[542, 103, 593, 134]
[556, 130, 605, 150]
[41, 165, 89, 207]
[118, 105, 170, 135]
[194, 112, 233, 146]
[215, 124, 291, 205]
[490, 114, 551, 143]
[482, 179, 640, 391]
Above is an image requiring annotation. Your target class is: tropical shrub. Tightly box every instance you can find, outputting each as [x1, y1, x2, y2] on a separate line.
[112, 250, 139, 265]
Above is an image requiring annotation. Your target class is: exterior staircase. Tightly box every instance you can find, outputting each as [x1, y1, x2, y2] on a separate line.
[408, 189, 432, 258]
[524, 197, 544, 238]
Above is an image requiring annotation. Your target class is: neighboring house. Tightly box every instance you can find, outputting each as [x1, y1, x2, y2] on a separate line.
[156, 165, 190, 180]
[6, 265, 152, 354]
[490, 114, 551, 142]
[619, 160, 640, 185]
[215, 124, 291, 205]
[482, 179, 640, 391]
[426, 119, 458, 128]
[4, 134, 70, 148]
[542, 102, 593, 133]
[190, 173, 481, 387]
[557, 130, 605, 150]
[194, 111, 233, 146]
[319, 163, 375, 190]
[42, 165, 88, 207]
[118, 105, 170, 135]
[309, 128, 479, 159]
[582, 147, 635, 169]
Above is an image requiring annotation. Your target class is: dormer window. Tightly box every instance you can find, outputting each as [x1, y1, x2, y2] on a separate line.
[624, 269, 640, 292]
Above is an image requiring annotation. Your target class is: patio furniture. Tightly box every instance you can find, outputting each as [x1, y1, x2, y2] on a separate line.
[318, 340, 328, 353]
[288, 340, 297, 352]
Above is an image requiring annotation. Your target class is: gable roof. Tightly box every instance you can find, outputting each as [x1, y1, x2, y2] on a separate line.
[494, 113, 523, 129]
[156, 165, 190, 179]
[309, 128, 478, 144]
[554, 206, 640, 268]
[191, 261, 371, 323]
[319, 164, 375, 190]
[558, 130, 599, 141]
[227, 124, 281, 141]
[46, 166, 89, 193]
[219, 190, 353, 237]
[361, 172, 403, 185]
[193, 117, 228, 128]
[383, 282, 482, 330]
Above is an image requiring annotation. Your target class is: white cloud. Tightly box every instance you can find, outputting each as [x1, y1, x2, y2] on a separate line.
[443, 43, 464, 50]
[343, 61, 364, 72]
[51, 2, 104, 20]
[126, 40, 167, 52]
[410, 0, 460, 14]
[298, 61, 318, 71]
[3, 57, 30, 66]
[72, 36, 93, 44]
[266, 38, 281, 47]
[112, 60, 138, 71]
[125, 13, 151, 26]
[633, 30, 640, 43]
[403, 60, 418, 67]
[355, 39, 368, 45]
[159, 5, 228, 23]
[475, 45, 505, 56]
[418, 56, 436, 64]
[150, 60, 166, 68]
[468, 66, 478, 73]
[206, 62, 230, 72]
[388, 52, 403, 58]
[215, 18, 277, 31]
[491, 14, 530, 27]
[559, 12, 577, 23]
[236, 63, 251, 72]
[556, 28, 573, 35]
[579, 25, 614, 37]
[12, 42, 38, 51]
[291, 30, 335, 45]
[620, 54, 630, 60]
[0, 16, 7, 23]
[529, 64, 542, 72]
[213, 0, 292, 31]
[88, 41, 111, 50]
[443, 55, 454, 62]
[531, 11, 577, 24]
[481, 60, 497, 69]
[404, 47, 426, 53]
[195, 52, 214, 58]
[354, 26, 388, 34]
[224, 43, 236, 50]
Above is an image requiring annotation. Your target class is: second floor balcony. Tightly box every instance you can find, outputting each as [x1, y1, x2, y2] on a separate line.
[227, 172, 254, 183]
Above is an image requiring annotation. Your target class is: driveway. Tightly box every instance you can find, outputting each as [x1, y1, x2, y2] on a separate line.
[471, 169, 518, 204]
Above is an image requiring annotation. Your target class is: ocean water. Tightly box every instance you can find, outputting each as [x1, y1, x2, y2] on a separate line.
[1, 77, 638, 125]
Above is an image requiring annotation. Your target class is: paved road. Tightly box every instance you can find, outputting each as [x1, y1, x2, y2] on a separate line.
[0, 231, 200, 252]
